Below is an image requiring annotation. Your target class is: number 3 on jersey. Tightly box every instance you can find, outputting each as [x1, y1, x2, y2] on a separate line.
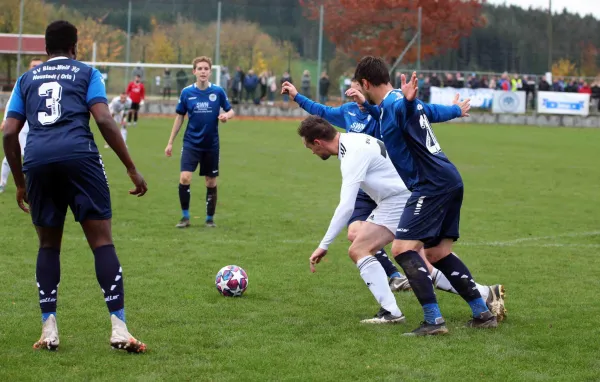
[419, 114, 442, 154]
[38, 81, 63, 125]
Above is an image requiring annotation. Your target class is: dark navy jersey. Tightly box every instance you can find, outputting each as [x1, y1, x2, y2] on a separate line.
[176, 83, 232, 151]
[294, 94, 379, 137]
[6, 57, 107, 170]
[378, 89, 463, 195]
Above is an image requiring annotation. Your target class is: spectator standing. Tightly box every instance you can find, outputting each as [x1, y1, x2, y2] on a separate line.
[318, 71, 330, 104]
[231, 67, 245, 104]
[259, 71, 268, 102]
[430, 73, 441, 87]
[267, 71, 277, 105]
[281, 71, 293, 105]
[244, 69, 259, 104]
[301, 70, 311, 98]
[163, 68, 172, 100]
[176, 68, 188, 95]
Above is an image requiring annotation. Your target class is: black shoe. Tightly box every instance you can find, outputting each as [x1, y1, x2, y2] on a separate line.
[176, 217, 190, 228]
[403, 320, 449, 336]
[466, 310, 498, 328]
[360, 307, 406, 324]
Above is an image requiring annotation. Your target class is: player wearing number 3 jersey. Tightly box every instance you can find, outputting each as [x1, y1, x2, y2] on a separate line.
[3, 20, 148, 352]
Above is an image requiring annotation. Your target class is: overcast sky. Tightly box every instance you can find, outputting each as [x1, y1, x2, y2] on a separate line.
[487, 0, 600, 19]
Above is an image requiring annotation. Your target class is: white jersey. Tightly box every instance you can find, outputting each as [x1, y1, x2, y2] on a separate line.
[3, 102, 29, 154]
[319, 133, 410, 250]
[109, 96, 132, 115]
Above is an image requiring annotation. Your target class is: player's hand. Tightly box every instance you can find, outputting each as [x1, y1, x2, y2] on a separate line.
[16, 186, 29, 214]
[165, 143, 173, 157]
[127, 168, 147, 197]
[218, 114, 229, 123]
[345, 88, 367, 105]
[281, 81, 298, 99]
[452, 93, 471, 117]
[401, 71, 419, 101]
[309, 248, 327, 273]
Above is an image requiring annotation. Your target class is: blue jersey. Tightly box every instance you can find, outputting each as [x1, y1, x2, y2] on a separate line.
[6, 57, 107, 170]
[377, 89, 463, 195]
[294, 94, 379, 137]
[176, 83, 232, 151]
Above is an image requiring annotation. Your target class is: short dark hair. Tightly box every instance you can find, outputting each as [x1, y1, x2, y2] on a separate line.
[45, 20, 77, 55]
[298, 116, 338, 144]
[354, 56, 390, 86]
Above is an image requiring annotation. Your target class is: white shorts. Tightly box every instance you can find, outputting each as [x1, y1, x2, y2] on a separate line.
[18, 128, 27, 156]
[366, 191, 411, 234]
[114, 113, 125, 125]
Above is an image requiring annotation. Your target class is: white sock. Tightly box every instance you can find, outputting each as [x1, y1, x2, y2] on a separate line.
[1, 157, 10, 186]
[357, 256, 402, 317]
[121, 127, 127, 143]
[432, 268, 489, 300]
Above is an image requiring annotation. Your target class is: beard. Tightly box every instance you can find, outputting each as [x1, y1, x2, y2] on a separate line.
[319, 154, 331, 160]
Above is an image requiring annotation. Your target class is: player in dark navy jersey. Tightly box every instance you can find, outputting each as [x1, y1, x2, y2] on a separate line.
[354, 56, 499, 335]
[3, 20, 147, 352]
[165, 56, 234, 228]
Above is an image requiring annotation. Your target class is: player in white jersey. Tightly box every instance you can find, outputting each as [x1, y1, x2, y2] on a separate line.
[298, 115, 410, 324]
[104, 92, 132, 148]
[0, 58, 44, 193]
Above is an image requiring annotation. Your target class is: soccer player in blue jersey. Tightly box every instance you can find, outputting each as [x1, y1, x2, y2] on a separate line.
[285, 80, 505, 318]
[165, 56, 234, 228]
[354, 56, 499, 335]
[3, 20, 148, 351]
[281, 79, 410, 292]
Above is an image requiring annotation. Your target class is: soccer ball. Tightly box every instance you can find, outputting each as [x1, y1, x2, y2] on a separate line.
[215, 265, 248, 297]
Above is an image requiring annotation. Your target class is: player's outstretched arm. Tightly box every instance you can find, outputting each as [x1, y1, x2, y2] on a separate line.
[419, 94, 469, 123]
[91, 103, 147, 197]
[345, 88, 381, 121]
[165, 114, 185, 157]
[282, 81, 346, 128]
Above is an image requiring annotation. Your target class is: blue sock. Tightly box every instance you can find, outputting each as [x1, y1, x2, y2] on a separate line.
[182, 209, 190, 219]
[468, 298, 489, 317]
[42, 312, 56, 323]
[423, 303, 443, 325]
[111, 308, 126, 322]
[206, 215, 213, 222]
[390, 272, 402, 279]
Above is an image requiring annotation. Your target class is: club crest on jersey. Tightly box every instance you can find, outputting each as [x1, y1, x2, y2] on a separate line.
[209, 93, 217, 102]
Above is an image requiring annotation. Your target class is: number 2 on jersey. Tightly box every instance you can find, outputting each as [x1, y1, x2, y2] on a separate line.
[419, 114, 442, 154]
[38, 81, 63, 125]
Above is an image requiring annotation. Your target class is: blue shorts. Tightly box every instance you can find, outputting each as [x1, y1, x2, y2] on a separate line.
[347, 189, 378, 226]
[395, 186, 463, 249]
[25, 156, 112, 228]
[180, 148, 219, 177]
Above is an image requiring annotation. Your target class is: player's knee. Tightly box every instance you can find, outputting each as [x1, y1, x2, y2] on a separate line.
[205, 177, 217, 188]
[391, 240, 420, 257]
[180, 172, 192, 185]
[348, 242, 364, 264]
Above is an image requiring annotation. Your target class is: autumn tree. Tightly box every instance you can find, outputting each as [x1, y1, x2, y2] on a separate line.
[552, 58, 577, 77]
[300, 0, 486, 64]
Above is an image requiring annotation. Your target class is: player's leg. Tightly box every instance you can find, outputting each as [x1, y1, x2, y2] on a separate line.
[347, 190, 409, 291]
[177, 148, 199, 228]
[424, 187, 498, 328]
[423, 255, 506, 321]
[200, 150, 219, 227]
[0, 156, 10, 192]
[348, 221, 404, 324]
[66, 156, 145, 352]
[132, 103, 139, 126]
[391, 194, 449, 336]
[26, 164, 68, 350]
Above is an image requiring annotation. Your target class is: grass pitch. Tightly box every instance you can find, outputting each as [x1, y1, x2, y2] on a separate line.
[1, 119, 599, 381]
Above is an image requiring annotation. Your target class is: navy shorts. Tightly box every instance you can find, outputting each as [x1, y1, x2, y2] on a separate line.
[347, 189, 378, 226]
[395, 186, 463, 249]
[25, 156, 112, 228]
[180, 148, 219, 177]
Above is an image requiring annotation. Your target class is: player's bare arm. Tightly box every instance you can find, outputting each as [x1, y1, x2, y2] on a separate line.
[90, 103, 147, 197]
[452, 94, 471, 117]
[281, 81, 298, 99]
[401, 72, 419, 101]
[165, 114, 185, 157]
[309, 248, 327, 273]
[218, 109, 235, 123]
[2, 117, 28, 212]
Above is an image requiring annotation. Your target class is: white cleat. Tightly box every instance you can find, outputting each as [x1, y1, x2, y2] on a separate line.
[33, 314, 59, 351]
[360, 307, 406, 324]
[110, 315, 147, 353]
